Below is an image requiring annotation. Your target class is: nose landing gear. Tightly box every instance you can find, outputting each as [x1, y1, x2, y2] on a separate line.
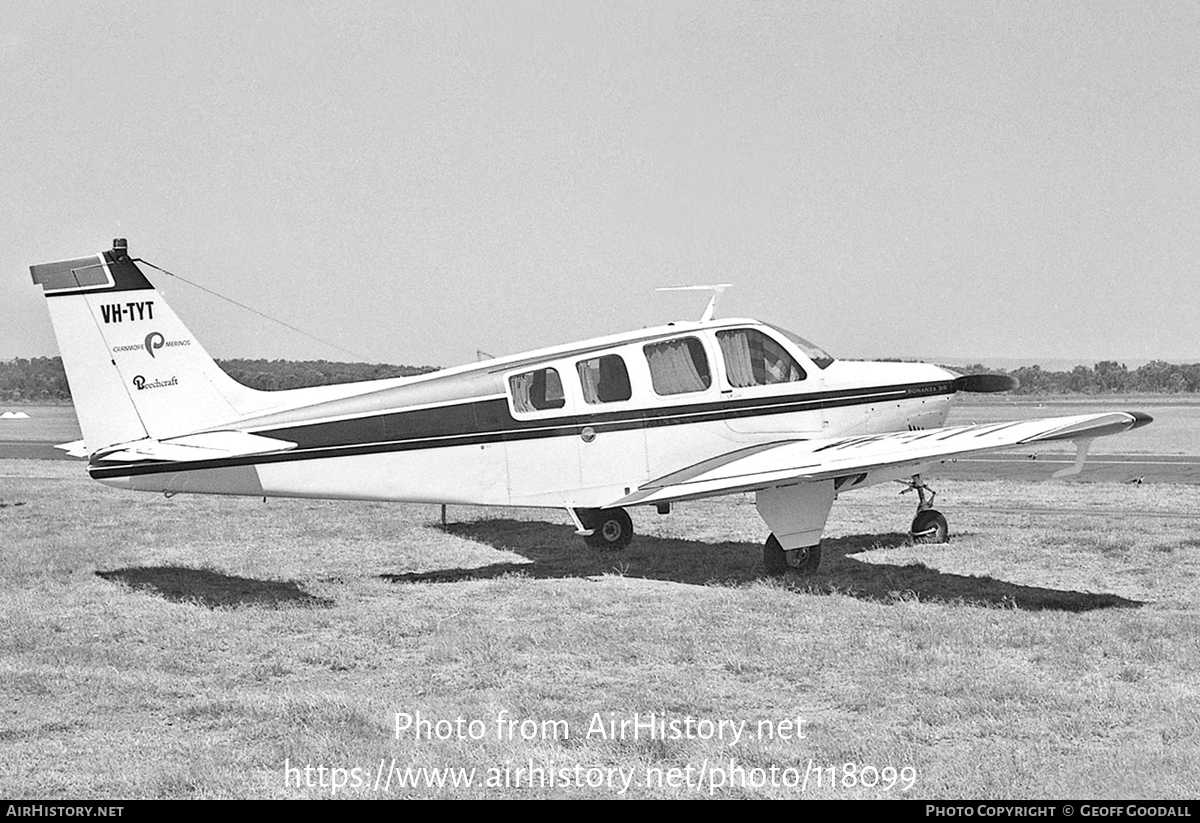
[901, 475, 950, 544]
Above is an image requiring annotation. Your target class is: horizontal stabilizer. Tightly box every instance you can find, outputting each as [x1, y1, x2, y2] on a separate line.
[54, 440, 90, 458]
[94, 431, 297, 463]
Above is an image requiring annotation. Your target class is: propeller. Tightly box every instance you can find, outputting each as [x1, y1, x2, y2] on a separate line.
[953, 373, 1020, 393]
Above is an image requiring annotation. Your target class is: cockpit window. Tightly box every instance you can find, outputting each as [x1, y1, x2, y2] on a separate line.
[717, 329, 806, 387]
[509, 367, 565, 412]
[767, 324, 835, 369]
[643, 337, 712, 396]
[577, 354, 632, 404]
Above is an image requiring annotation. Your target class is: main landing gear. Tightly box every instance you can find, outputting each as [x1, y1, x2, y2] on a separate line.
[902, 475, 949, 544]
[762, 535, 822, 575]
[570, 507, 634, 550]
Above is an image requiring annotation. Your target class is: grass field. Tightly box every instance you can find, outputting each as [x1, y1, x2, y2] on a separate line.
[2, 460, 1198, 799]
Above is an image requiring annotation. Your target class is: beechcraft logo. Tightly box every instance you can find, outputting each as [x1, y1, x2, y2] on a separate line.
[132, 375, 178, 391]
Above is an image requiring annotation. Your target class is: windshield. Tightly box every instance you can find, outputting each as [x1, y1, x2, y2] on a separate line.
[767, 324, 835, 370]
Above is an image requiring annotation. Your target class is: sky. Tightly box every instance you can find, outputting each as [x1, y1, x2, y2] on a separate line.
[3, 1, 1198, 369]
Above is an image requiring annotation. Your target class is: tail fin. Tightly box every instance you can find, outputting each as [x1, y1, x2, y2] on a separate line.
[31, 240, 267, 453]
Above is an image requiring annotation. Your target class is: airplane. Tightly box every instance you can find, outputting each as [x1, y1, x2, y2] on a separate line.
[30, 240, 1152, 574]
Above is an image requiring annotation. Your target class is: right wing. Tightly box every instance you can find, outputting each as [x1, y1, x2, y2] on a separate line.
[612, 411, 1152, 507]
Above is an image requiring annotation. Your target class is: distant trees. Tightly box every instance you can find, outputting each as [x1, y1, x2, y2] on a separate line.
[940, 360, 1200, 394]
[3, 356, 1200, 403]
[215, 359, 436, 391]
[0, 357, 436, 402]
[0, 357, 71, 402]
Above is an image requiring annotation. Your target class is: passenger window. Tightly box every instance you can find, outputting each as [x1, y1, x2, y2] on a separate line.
[577, 354, 632, 404]
[717, 329, 806, 387]
[643, 337, 712, 396]
[509, 367, 565, 412]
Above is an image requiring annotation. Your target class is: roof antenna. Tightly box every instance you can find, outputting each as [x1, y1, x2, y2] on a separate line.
[656, 284, 733, 322]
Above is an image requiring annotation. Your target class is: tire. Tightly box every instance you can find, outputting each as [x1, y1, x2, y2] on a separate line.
[910, 509, 949, 544]
[763, 534, 822, 574]
[583, 508, 633, 550]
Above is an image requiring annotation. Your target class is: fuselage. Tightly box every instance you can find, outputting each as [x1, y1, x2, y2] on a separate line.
[92, 316, 960, 508]
[30, 243, 1151, 569]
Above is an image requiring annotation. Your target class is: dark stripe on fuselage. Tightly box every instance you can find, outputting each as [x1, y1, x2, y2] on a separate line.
[89, 380, 957, 479]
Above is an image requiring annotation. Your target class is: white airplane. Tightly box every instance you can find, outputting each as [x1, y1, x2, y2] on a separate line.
[31, 240, 1151, 573]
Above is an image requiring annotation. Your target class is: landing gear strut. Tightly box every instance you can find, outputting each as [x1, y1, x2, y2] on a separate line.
[901, 475, 949, 544]
[763, 534, 822, 575]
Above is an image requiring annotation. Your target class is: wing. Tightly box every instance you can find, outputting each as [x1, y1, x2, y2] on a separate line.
[611, 411, 1152, 507]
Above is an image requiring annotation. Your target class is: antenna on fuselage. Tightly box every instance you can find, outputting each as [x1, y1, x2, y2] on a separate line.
[656, 284, 733, 322]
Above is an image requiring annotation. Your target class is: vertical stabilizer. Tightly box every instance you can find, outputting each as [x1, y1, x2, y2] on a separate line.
[30, 240, 267, 452]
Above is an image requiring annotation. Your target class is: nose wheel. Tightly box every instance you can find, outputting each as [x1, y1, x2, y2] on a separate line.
[901, 475, 950, 544]
[910, 509, 949, 543]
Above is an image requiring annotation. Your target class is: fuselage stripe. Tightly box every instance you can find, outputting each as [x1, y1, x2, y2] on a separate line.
[89, 380, 957, 479]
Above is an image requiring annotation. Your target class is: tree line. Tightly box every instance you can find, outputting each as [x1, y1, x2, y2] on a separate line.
[0, 357, 436, 402]
[950, 360, 1200, 394]
[1, 356, 1198, 403]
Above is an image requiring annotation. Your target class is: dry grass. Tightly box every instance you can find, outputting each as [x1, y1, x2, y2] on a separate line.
[1, 461, 1198, 798]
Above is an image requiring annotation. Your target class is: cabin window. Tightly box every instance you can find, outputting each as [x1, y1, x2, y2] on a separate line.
[717, 329, 807, 387]
[577, 354, 632, 404]
[509, 367, 565, 412]
[643, 337, 712, 396]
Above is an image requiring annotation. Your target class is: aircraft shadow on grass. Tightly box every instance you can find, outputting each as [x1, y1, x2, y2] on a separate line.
[96, 566, 333, 610]
[381, 519, 1143, 613]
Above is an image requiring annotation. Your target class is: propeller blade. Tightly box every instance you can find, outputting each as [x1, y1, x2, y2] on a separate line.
[953, 373, 1020, 393]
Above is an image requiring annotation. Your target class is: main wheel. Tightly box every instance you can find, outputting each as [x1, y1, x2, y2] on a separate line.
[910, 509, 949, 544]
[763, 534, 822, 575]
[583, 508, 633, 550]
